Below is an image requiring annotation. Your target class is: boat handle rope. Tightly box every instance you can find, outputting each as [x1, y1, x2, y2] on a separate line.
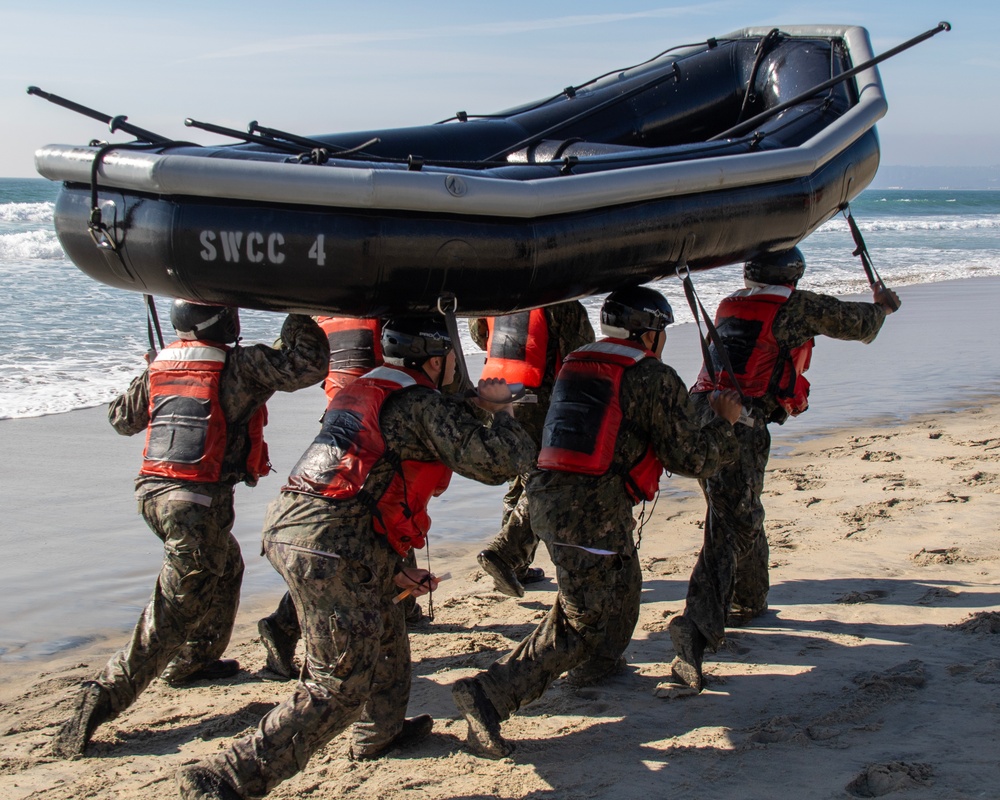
[677, 265, 754, 426]
[842, 205, 901, 311]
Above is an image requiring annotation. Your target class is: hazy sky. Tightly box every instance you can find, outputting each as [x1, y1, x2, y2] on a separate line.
[2, 1, 994, 178]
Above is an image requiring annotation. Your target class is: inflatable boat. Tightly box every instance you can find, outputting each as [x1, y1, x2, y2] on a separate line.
[35, 25, 907, 316]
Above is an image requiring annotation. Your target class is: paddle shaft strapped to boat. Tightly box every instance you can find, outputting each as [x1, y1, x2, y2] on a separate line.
[26, 86, 171, 145]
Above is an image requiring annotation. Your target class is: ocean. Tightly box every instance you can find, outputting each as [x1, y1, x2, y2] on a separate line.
[4, 176, 1000, 420]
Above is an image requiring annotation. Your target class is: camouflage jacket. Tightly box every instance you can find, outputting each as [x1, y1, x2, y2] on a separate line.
[470, 300, 595, 445]
[266, 388, 536, 550]
[109, 313, 329, 492]
[528, 355, 738, 550]
[704, 288, 888, 421]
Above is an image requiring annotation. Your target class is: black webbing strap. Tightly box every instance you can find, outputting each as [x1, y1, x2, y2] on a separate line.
[436, 293, 474, 393]
[843, 205, 900, 311]
[144, 294, 165, 361]
[678, 268, 746, 403]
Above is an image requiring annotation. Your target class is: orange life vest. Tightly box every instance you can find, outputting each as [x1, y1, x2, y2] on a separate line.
[141, 340, 270, 482]
[479, 309, 549, 389]
[537, 339, 664, 503]
[317, 316, 384, 401]
[283, 365, 452, 555]
[691, 286, 813, 416]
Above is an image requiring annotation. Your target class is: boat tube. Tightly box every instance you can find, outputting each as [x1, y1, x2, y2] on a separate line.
[36, 25, 888, 317]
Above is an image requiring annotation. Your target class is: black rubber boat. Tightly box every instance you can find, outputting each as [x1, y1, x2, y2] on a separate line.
[35, 25, 894, 316]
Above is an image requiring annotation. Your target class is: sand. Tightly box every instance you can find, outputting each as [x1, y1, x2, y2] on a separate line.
[1, 280, 999, 799]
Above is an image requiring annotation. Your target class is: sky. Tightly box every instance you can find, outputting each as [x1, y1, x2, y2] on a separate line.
[1, 0, 996, 178]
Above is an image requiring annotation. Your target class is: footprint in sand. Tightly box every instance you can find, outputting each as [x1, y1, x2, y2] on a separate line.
[769, 466, 827, 491]
[846, 762, 934, 797]
[847, 433, 896, 448]
[973, 659, 1000, 684]
[912, 548, 971, 566]
[916, 587, 960, 605]
[860, 450, 900, 462]
[961, 470, 997, 487]
[836, 589, 890, 604]
[949, 611, 1000, 634]
[841, 498, 916, 536]
[861, 472, 920, 490]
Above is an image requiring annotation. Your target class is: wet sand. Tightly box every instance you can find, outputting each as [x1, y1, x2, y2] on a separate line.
[1, 278, 999, 798]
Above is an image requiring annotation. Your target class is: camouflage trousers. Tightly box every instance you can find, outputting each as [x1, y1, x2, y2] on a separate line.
[683, 397, 772, 649]
[476, 477, 641, 719]
[205, 492, 409, 798]
[480, 470, 540, 577]
[263, 552, 418, 645]
[481, 407, 543, 576]
[96, 484, 244, 715]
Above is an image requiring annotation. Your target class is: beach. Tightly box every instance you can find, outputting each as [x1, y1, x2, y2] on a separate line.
[1, 278, 999, 798]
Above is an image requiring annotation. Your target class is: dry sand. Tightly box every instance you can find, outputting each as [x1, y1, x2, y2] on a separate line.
[1, 396, 998, 799]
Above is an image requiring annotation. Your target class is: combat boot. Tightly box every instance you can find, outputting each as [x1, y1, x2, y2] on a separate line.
[477, 550, 524, 598]
[452, 677, 512, 759]
[565, 655, 627, 687]
[176, 764, 244, 799]
[51, 681, 113, 758]
[352, 714, 434, 760]
[168, 659, 241, 686]
[258, 615, 298, 678]
[516, 566, 546, 586]
[668, 615, 707, 692]
[728, 602, 768, 626]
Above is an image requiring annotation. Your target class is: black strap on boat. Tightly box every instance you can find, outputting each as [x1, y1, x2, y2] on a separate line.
[678, 266, 755, 426]
[736, 28, 783, 124]
[436, 293, 474, 394]
[87, 141, 163, 255]
[842, 205, 901, 311]
[144, 294, 166, 361]
[709, 21, 951, 142]
[26, 86, 172, 144]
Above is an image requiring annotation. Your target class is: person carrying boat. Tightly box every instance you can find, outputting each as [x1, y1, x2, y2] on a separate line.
[176, 316, 534, 799]
[52, 303, 329, 759]
[256, 314, 425, 679]
[452, 286, 741, 759]
[470, 301, 595, 598]
[669, 247, 901, 692]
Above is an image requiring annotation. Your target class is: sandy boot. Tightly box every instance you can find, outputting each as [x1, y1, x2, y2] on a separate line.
[51, 681, 113, 758]
[668, 615, 707, 692]
[176, 764, 244, 799]
[452, 677, 512, 759]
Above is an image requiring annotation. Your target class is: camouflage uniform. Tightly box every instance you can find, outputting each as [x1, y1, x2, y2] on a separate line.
[684, 290, 888, 649]
[470, 352, 738, 721]
[470, 302, 595, 578]
[198, 387, 534, 797]
[94, 314, 328, 716]
[260, 316, 419, 658]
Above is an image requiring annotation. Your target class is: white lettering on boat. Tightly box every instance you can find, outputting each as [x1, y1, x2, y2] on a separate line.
[198, 230, 287, 265]
[308, 234, 326, 267]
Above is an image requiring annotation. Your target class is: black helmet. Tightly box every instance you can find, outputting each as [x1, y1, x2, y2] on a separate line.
[381, 316, 452, 364]
[170, 300, 240, 343]
[744, 247, 806, 285]
[601, 286, 674, 339]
